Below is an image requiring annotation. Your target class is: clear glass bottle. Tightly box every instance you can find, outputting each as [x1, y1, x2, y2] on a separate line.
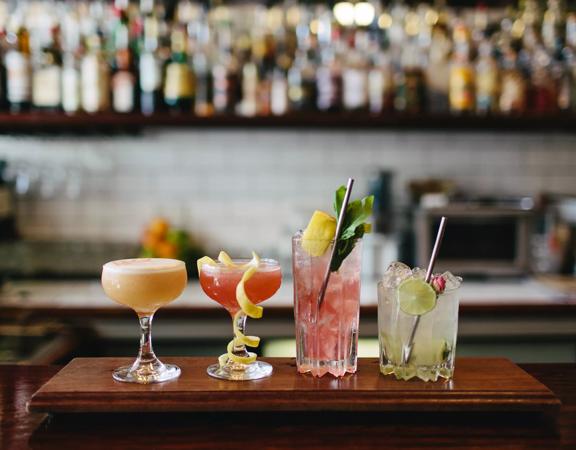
[32, 25, 62, 112]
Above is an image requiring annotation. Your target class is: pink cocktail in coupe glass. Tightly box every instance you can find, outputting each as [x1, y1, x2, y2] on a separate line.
[199, 258, 282, 380]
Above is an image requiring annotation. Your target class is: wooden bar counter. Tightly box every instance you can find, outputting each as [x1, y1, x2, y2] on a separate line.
[1, 362, 575, 449]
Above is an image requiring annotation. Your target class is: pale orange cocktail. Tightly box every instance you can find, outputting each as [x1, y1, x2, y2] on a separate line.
[101, 258, 187, 383]
[102, 258, 187, 314]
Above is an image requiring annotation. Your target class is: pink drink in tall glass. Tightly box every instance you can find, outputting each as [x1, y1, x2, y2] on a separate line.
[293, 232, 362, 377]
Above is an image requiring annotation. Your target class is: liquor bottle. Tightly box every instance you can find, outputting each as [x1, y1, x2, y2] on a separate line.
[426, 25, 451, 114]
[139, 14, 163, 115]
[212, 50, 239, 115]
[394, 41, 425, 114]
[61, 52, 80, 114]
[316, 47, 342, 113]
[542, 0, 566, 58]
[4, 22, 31, 113]
[499, 47, 527, 115]
[60, 12, 81, 114]
[0, 160, 17, 242]
[528, 46, 558, 114]
[32, 26, 62, 112]
[287, 49, 316, 112]
[475, 40, 499, 115]
[239, 59, 258, 117]
[342, 47, 368, 112]
[449, 23, 475, 115]
[0, 26, 7, 110]
[368, 49, 394, 114]
[558, 13, 576, 112]
[163, 27, 193, 113]
[193, 48, 213, 117]
[81, 33, 110, 113]
[270, 67, 288, 116]
[111, 6, 137, 113]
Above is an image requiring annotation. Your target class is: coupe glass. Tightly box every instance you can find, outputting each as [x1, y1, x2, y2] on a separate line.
[199, 258, 282, 381]
[101, 258, 187, 383]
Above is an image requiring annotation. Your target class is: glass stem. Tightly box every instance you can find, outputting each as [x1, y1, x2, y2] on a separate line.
[137, 314, 158, 364]
[232, 311, 249, 358]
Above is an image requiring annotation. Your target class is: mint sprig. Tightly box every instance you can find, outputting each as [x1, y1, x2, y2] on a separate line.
[330, 186, 374, 272]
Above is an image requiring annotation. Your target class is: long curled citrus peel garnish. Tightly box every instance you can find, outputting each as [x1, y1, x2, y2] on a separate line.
[198, 251, 263, 367]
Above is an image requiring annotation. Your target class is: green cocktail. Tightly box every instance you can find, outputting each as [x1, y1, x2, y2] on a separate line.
[378, 262, 462, 382]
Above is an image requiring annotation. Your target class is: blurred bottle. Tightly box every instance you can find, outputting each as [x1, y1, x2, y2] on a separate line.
[426, 24, 451, 114]
[395, 40, 425, 114]
[0, 160, 17, 242]
[342, 42, 368, 112]
[4, 19, 31, 113]
[212, 48, 239, 115]
[529, 46, 558, 113]
[111, 4, 137, 113]
[475, 40, 500, 115]
[368, 50, 394, 114]
[499, 46, 527, 114]
[542, 0, 566, 58]
[32, 25, 62, 112]
[287, 48, 316, 112]
[449, 22, 475, 115]
[61, 11, 81, 114]
[558, 13, 576, 112]
[81, 33, 110, 113]
[139, 13, 163, 115]
[316, 47, 342, 112]
[163, 27, 193, 113]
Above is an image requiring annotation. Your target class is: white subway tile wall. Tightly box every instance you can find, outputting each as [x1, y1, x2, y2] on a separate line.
[0, 130, 575, 256]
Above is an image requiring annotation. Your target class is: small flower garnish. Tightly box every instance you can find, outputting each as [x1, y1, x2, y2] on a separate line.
[431, 275, 446, 295]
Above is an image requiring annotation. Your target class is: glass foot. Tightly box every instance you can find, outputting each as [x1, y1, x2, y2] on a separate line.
[207, 361, 273, 381]
[113, 362, 181, 384]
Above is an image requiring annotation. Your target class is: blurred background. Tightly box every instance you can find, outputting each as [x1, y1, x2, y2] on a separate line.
[0, 0, 575, 365]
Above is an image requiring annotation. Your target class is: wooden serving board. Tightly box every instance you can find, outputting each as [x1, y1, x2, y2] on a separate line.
[28, 357, 560, 414]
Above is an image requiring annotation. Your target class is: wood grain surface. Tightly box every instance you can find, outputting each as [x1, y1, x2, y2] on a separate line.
[2, 363, 575, 449]
[27, 357, 560, 414]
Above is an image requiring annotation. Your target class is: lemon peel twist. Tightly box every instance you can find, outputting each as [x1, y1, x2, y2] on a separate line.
[202, 251, 264, 367]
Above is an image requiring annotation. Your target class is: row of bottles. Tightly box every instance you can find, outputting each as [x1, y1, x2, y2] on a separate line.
[0, 0, 576, 117]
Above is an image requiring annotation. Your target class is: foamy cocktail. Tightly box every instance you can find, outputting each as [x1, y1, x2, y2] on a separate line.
[102, 258, 187, 383]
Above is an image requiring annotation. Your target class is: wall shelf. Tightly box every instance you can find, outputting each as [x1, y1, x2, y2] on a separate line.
[0, 112, 574, 133]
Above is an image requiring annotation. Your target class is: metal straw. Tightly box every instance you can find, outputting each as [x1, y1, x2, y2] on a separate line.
[317, 178, 354, 308]
[402, 216, 447, 365]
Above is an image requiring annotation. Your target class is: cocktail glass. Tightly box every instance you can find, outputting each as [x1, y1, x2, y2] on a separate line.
[293, 232, 362, 377]
[378, 262, 462, 382]
[101, 258, 187, 383]
[199, 258, 282, 380]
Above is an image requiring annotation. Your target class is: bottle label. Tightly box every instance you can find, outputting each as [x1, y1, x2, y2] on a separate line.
[164, 62, 193, 100]
[139, 53, 161, 92]
[113, 71, 135, 112]
[0, 188, 13, 219]
[5, 51, 31, 103]
[32, 66, 62, 107]
[62, 67, 80, 113]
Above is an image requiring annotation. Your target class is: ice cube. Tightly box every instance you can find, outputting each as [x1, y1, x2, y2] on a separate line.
[441, 271, 462, 290]
[380, 262, 412, 289]
[411, 267, 427, 280]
